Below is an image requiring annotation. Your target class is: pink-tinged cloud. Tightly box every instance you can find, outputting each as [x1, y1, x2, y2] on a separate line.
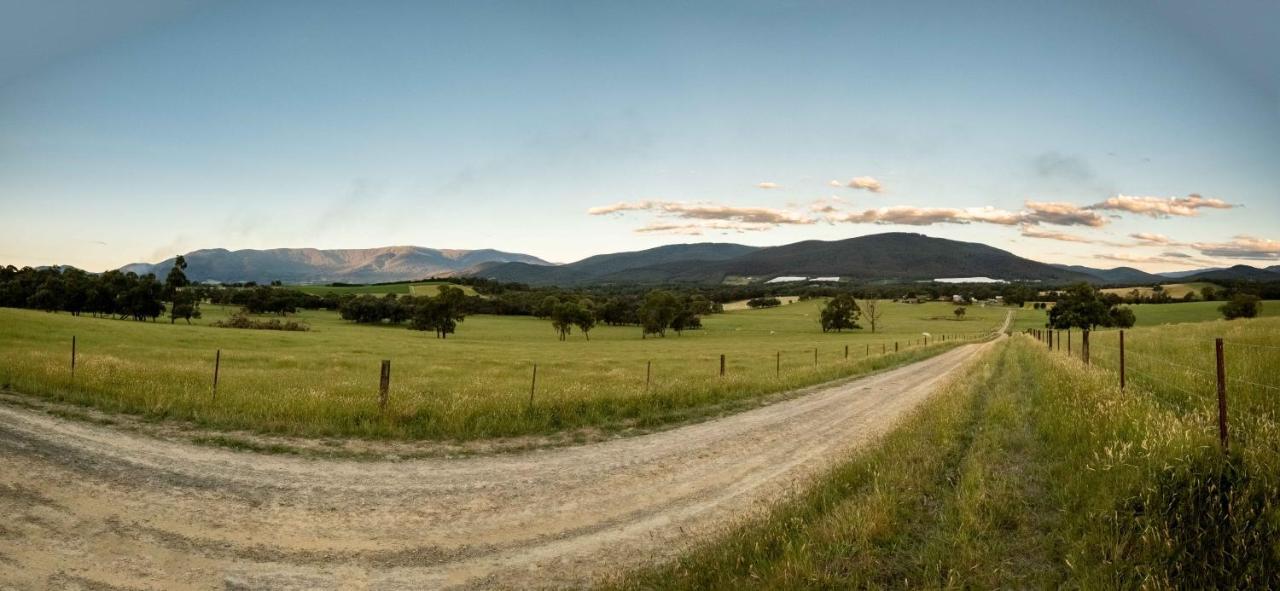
[1129, 232, 1183, 246]
[1022, 200, 1108, 227]
[588, 200, 815, 225]
[633, 220, 775, 235]
[832, 206, 1022, 226]
[1020, 225, 1128, 246]
[1089, 193, 1235, 218]
[1190, 235, 1280, 260]
[847, 176, 883, 193]
[756, 181, 780, 190]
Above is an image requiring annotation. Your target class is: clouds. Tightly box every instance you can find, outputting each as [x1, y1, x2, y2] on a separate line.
[827, 206, 1023, 226]
[756, 181, 780, 190]
[1088, 193, 1235, 218]
[1189, 235, 1280, 260]
[1019, 225, 1129, 246]
[588, 200, 814, 235]
[847, 176, 883, 193]
[1022, 200, 1108, 227]
[1130, 232, 1179, 246]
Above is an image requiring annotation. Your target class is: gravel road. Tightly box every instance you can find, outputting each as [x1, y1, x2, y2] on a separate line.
[0, 333, 1001, 590]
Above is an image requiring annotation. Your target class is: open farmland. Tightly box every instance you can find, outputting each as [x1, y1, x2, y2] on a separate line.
[289, 281, 478, 297]
[0, 299, 1004, 441]
[1011, 299, 1278, 331]
[1101, 281, 1219, 299]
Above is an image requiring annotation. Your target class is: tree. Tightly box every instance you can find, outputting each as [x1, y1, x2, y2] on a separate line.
[536, 296, 560, 319]
[408, 286, 468, 338]
[574, 300, 597, 340]
[1109, 306, 1136, 328]
[550, 301, 580, 341]
[1201, 285, 1218, 301]
[953, 306, 966, 320]
[862, 299, 883, 333]
[638, 290, 680, 338]
[819, 294, 861, 333]
[169, 289, 202, 324]
[163, 255, 189, 300]
[1220, 294, 1261, 320]
[1048, 283, 1125, 329]
[747, 297, 782, 309]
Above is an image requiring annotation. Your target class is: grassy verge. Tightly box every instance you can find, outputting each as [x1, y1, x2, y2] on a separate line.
[608, 334, 1278, 589]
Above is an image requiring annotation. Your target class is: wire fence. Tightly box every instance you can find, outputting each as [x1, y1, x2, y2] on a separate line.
[1023, 326, 1280, 450]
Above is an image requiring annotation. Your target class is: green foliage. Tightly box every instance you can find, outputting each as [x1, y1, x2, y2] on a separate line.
[746, 297, 782, 309]
[818, 294, 861, 332]
[1220, 293, 1262, 320]
[1048, 283, 1135, 330]
[169, 290, 202, 324]
[639, 291, 681, 338]
[163, 254, 189, 300]
[953, 305, 966, 319]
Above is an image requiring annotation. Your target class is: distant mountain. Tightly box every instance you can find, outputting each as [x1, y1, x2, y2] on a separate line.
[1157, 267, 1224, 279]
[475, 243, 759, 285]
[1180, 264, 1280, 282]
[471, 233, 1093, 285]
[1051, 265, 1164, 284]
[120, 246, 551, 284]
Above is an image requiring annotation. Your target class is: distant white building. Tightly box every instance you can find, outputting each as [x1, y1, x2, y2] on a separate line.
[765, 276, 806, 283]
[952, 294, 965, 304]
[935, 277, 1007, 284]
[810, 277, 840, 282]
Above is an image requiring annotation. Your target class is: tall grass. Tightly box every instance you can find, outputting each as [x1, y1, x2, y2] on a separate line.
[0, 300, 1002, 440]
[608, 323, 1279, 589]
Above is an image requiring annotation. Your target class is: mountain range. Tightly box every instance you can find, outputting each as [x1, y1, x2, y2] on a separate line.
[115, 234, 1280, 286]
[120, 247, 551, 284]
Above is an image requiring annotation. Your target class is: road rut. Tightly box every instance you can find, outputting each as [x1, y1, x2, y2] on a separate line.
[0, 337, 1000, 590]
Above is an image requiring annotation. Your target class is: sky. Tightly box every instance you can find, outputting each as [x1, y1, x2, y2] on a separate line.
[1, 0, 1278, 272]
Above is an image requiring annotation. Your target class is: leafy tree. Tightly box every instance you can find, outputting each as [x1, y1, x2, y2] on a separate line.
[953, 306, 967, 320]
[550, 301, 580, 341]
[574, 300, 597, 340]
[163, 255, 189, 300]
[536, 296, 560, 319]
[1108, 306, 1136, 328]
[1220, 294, 1262, 320]
[1201, 285, 1218, 301]
[638, 290, 680, 338]
[819, 294, 861, 333]
[747, 297, 782, 309]
[1048, 283, 1125, 329]
[169, 290, 202, 324]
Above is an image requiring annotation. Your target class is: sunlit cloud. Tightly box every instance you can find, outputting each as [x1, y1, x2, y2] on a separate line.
[634, 220, 775, 235]
[827, 179, 842, 188]
[1022, 200, 1107, 227]
[832, 206, 1022, 226]
[1129, 232, 1185, 246]
[847, 176, 884, 193]
[1089, 193, 1235, 218]
[1019, 225, 1129, 246]
[589, 200, 815, 226]
[1190, 235, 1280, 260]
[756, 181, 780, 190]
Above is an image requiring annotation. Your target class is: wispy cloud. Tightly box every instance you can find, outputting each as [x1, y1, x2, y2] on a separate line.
[756, 181, 780, 190]
[1189, 235, 1280, 260]
[1022, 200, 1107, 227]
[589, 200, 815, 225]
[832, 206, 1022, 226]
[1019, 225, 1128, 246]
[846, 176, 884, 193]
[634, 220, 775, 235]
[1089, 193, 1235, 218]
[1129, 232, 1183, 246]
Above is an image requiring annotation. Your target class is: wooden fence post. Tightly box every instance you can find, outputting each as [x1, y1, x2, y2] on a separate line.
[813, 348, 818, 367]
[71, 335, 76, 379]
[379, 360, 391, 412]
[1067, 329, 1071, 357]
[1048, 329, 1054, 350]
[844, 344, 848, 360]
[1216, 338, 1228, 450]
[1082, 330, 1090, 365]
[882, 343, 886, 355]
[776, 351, 780, 377]
[213, 349, 221, 398]
[646, 360, 651, 391]
[866, 344, 870, 357]
[719, 354, 725, 377]
[1119, 331, 1125, 389]
[529, 363, 538, 408]
[894, 341, 898, 353]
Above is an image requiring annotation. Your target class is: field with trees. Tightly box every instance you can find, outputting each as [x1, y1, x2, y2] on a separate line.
[0, 298, 1004, 441]
[612, 316, 1280, 589]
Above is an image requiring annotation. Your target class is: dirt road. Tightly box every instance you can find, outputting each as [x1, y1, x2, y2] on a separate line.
[0, 335, 1001, 590]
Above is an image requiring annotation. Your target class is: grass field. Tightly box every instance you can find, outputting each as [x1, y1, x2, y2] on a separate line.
[1012, 299, 1278, 332]
[1101, 281, 1218, 299]
[0, 300, 1004, 441]
[612, 317, 1280, 589]
[289, 281, 478, 296]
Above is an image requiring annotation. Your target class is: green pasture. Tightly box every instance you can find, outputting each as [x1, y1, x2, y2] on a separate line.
[289, 281, 478, 297]
[1012, 299, 1277, 331]
[0, 299, 1004, 441]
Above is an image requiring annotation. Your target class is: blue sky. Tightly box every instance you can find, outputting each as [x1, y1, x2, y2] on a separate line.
[1, 0, 1277, 272]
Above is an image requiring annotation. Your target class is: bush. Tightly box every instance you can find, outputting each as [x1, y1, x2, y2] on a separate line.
[1220, 294, 1261, 320]
[212, 312, 310, 331]
[747, 297, 782, 309]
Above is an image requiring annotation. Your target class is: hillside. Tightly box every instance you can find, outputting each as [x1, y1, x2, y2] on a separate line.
[471, 233, 1093, 285]
[121, 246, 551, 284]
[1050, 265, 1164, 284]
[1180, 264, 1280, 282]
[476, 243, 759, 285]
